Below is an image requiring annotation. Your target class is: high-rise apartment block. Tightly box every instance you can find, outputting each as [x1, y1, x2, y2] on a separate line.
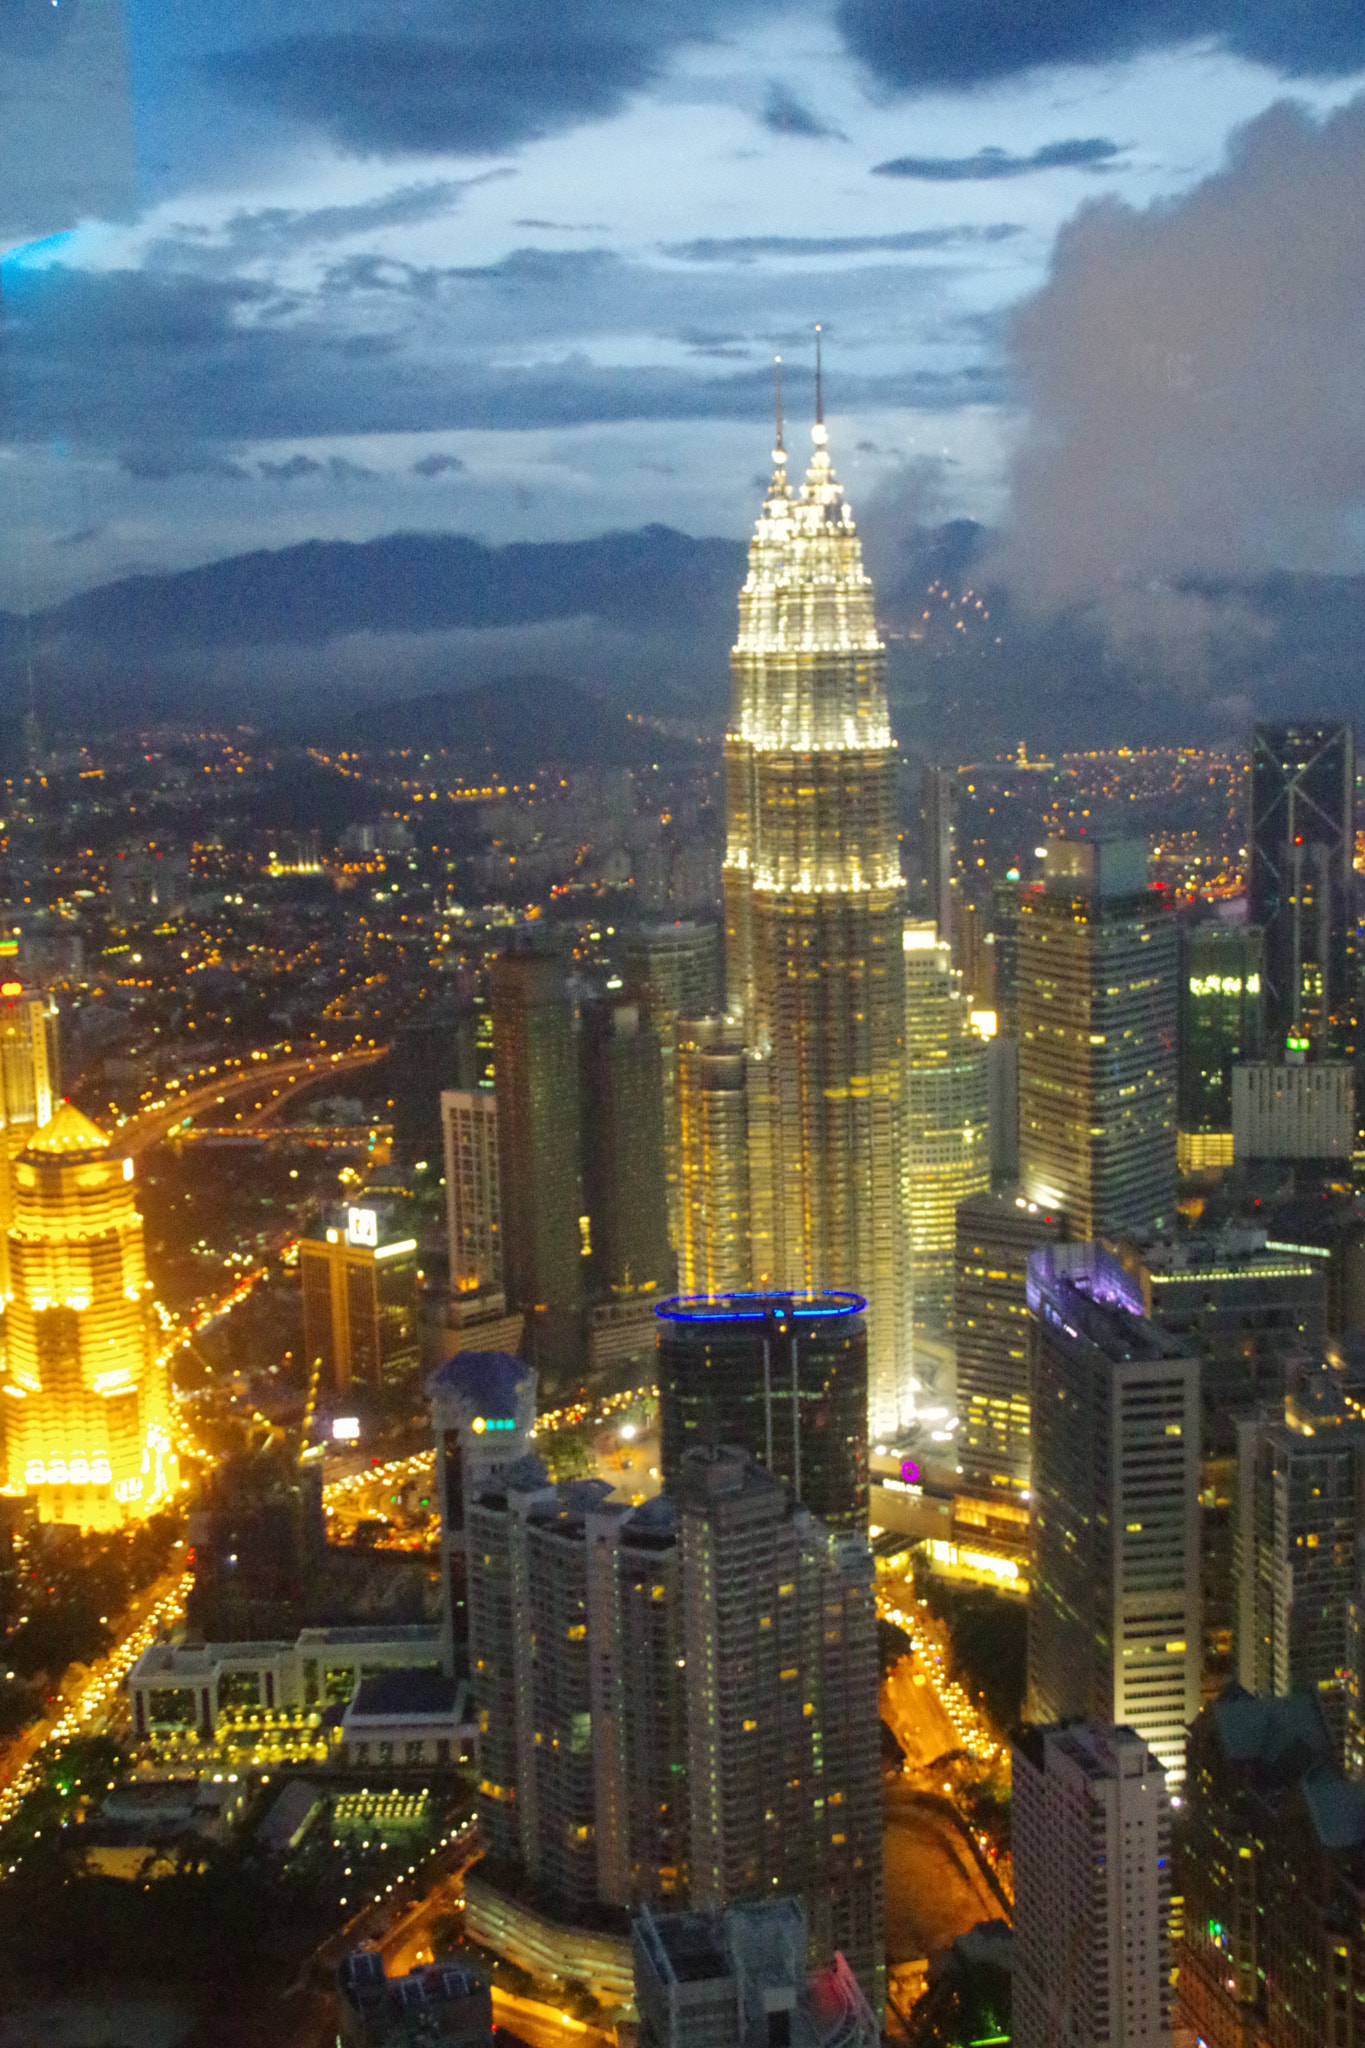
[1234, 1354, 1365, 1761]
[721, 412, 910, 1433]
[1018, 836, 1177, 1239]
[465, 1446, 882, 2005]
[1177, 918, 1264, 1174]
[428, 1349, 536, 1670]
[1137, 1227, 1326, 1698]
[633, 1899, 878, 2048]
[1181, 1684, 1356, 2048]
[490, 949, 585, 1390]
[1249, 721, 1357, 1063]
[1027, 1243, 1201, 1783]
[299, 1203, 419, 1398]
[954, 1189, 1064, 1495]
[903, 922, 990, 1344]
[656, 1291, 869, 1531]
[0, 1103, 171, 1529]
[679, 1449, 882, 2000]
[440, 1089, 501, 1295]
[467, 1466, 689, 1917]
[1012, 1722, 1171, 2048]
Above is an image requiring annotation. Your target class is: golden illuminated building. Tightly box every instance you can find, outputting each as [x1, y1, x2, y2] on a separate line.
[1, 1103, 171, 1530]
[722, 389, 910, 1431]
[902, 922, 990, 1348]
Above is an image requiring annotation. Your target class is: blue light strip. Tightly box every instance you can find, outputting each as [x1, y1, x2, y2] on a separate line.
[654, 1289, 867, 1324]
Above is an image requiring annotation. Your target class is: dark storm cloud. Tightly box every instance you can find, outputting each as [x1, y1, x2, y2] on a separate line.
[873, 139, 1123, 179]
[412, 453, 467, 477]
[837, 0, 1365, 93]
[203, 0, 781, 159]
[990, 94, 1365, 611]
[663, 224, 1021, 260]
[760, 83, 846, 139]
[209, 33, 659, 157]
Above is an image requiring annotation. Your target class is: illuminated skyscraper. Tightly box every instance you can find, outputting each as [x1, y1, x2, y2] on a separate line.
[299, 1204, 419, 1397]
[624, 922, 721, 1255]
[676, 1018, 754, 1298]
[1026, 1243, 1200, 1786]
[902, 922, 990, 1355]
[1249, 721, 1356, 1062]
[723, 393, 909, 1431]
[0, 1103, 170, 1530]
[1018, 836, 1177, 1239]
[441, 1088, 501, 1295]
[1176, 919, 1264, 1174]
[0, 981, 58, 1290]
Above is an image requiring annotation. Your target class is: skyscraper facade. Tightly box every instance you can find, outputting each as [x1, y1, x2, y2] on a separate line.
[1249, 721, 1357, 1063]
[490, 948, 585, 1390]
[1176, 919, 1264, 1174]
[464, 1447, 882, 2007]
[722, 410, 909, 1431]
[624, 920, 722, 1255]
[676, 1018, 754, 1298]
[1026, 1242, 1201, 1784]
[954, 1188, 1064, 1495]
[1012, 1722, 1172, 2048]
[679, 1448, 882, 2003]
[580, 995, 673, 1301]
[298, 1203, 419, 1397]
[1234, 1356, 1365, 1761]
[655, 1291, 869, 1531]
[1018, 836, 1177, 1239]
[1, 1103, 171, 1529]
[440, 1088, 501, 1295]
[902, 922, 990, 1345]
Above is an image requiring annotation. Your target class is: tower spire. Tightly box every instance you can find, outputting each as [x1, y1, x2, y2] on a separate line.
[773, 354, 784, 456]
[814, 324, 823, 427]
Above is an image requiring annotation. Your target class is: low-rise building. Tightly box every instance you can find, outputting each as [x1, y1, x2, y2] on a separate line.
[337, 1951, 493, 2048]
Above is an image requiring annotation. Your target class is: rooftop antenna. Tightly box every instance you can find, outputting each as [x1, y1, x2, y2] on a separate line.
[773, 354, 785, 457]
[814, 323, 824, 426]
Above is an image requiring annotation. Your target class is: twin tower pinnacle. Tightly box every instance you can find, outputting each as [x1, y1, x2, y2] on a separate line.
[704, 348, 911, 1432]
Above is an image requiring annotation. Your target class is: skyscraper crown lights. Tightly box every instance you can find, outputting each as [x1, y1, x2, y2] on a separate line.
[731, 404, 890, 756]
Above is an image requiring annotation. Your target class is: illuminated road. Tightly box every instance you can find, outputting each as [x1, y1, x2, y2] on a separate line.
[0, 1566, 193, 1827]
[114, 1045, 386, 1158]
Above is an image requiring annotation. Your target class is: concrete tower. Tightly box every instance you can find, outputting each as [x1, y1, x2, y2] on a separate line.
[722, 378, 910, 1432]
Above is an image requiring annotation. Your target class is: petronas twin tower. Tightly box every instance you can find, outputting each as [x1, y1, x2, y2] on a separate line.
[681, 376, 911, 1434]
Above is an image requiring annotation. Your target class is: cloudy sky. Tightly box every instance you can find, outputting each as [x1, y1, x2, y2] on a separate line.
[1, 0, 1364, 617]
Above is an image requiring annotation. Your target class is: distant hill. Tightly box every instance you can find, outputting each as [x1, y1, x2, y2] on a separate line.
[3, 518, 1364, 754]
[8, 524, 748, 650]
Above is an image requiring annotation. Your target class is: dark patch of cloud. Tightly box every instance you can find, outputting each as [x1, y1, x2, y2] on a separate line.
[873, 138, 1123, 180]
[837, 0, 1365, 94]
[52, 526, 105, 549]
[412, 452, 466, 477]
[761, 83, 846, 140]
[514, 218, 612, 232]
[987, 94, 1365, 618]
[152, 180, 494, 271]
[119, 445, 252, 481]
[257, 454, 377, 482]
[664, 224, 1021, 261]
[0, 247, 996, 457]
[208, 32, 659, 158]
[195, 1, 789, 162]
